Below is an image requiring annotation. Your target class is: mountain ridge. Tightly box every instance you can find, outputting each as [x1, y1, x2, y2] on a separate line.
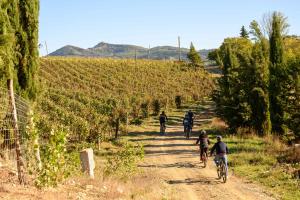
[49, 42, 214, 60]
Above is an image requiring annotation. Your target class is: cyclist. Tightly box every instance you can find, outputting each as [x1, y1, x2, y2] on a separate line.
[159, 111, 168, 135]
[196, 130, 210, 162]
[187, 110, 194, 129]
[183, 114, 191, 138]
[210, 135, 229, 176]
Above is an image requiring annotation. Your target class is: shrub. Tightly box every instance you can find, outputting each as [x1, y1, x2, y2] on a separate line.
[140, 101, 150, 118]
[104, 142, 144, 178]
[36, 128, 80, 188]
[175, 95, 182, 109]
[278, 146, 300, 164]
[152, 99, 161, 116]
[130, 118, 143, 126]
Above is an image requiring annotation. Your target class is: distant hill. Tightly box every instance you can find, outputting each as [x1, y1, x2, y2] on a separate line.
[49, 42, 214, 60]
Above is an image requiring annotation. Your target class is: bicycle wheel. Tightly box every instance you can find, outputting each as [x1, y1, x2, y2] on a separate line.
[203, 154, 207, 168]
[187, 127, 191, 139]
[217, 164, 221, 179]
[220, 160, 227, 183]
[160, 124, 165, 135]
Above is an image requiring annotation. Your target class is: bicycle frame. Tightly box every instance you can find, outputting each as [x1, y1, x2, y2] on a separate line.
[216, 157, 227, 183]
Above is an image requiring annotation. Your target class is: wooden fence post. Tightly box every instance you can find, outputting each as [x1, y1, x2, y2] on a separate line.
[7, 79, 25, 184]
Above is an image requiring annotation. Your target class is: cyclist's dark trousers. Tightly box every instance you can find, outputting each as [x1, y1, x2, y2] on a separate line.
[160, 123, 166, 134]
[200, 147, 208, 160]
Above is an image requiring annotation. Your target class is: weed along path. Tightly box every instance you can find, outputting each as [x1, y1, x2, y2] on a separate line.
[130, 103, 275, 200]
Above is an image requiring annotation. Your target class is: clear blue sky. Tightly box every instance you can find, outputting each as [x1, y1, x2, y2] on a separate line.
[39, 0, 300, 55]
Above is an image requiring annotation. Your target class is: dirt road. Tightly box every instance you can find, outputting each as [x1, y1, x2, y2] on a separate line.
[134, 125, 275, 200]
[131, 103, 276, 200]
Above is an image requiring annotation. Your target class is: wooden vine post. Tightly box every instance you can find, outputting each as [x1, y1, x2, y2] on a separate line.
[7, 79, 26, 184]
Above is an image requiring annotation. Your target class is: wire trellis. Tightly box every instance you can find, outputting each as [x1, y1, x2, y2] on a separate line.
[0, 86, 30, 170]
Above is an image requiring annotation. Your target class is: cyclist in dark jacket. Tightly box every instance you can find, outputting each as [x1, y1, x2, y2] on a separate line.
[159, 111, 168, 134]
[187, 110, 194, 128]
[196, 130, 210, 162]
[210, 135, 229, 176]
[183, 114, 191, 132]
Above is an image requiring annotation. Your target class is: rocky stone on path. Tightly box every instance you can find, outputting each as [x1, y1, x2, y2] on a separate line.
[80, 148, 95, 179]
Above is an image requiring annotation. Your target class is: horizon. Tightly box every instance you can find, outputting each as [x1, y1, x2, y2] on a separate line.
[39, 0, 300, 55]
[56, 41, 214, 51]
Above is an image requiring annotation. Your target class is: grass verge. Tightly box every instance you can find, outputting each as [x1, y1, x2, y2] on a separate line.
[205, 119, 300, 200]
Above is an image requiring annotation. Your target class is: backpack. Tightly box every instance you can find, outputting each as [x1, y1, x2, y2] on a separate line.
[159, 115, 166, 123]
[184, 118, 189, 125]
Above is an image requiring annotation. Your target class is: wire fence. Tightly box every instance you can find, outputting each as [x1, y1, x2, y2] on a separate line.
[0, 86, 30, 171]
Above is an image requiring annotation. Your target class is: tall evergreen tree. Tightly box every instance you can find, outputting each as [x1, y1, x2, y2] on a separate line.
[249, 43, 272, 135]
[247, 22, 272, 135]
[0, 1, 15, 82]
[187, 42, 203, 69]
[17, 0, 40, 99]
[213, 38, 253, 132]
[286, 59, 300, 139]
[240, 26, 249, 39]
[0, 0, 39, 100]
[269, 12, 288, 134]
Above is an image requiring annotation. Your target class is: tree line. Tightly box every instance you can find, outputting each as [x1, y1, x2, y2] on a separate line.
[0, 0, 39, 100]
[209, 11, 300, 142]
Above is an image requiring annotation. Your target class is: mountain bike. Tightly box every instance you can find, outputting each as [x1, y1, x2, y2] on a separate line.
[184, 125, 191, 139]
[160, 123, 166, 135]
[201, 151, 208, 168]
[216, 157, 227, 183]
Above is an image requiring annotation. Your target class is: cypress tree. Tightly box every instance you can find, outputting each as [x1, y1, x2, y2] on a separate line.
[269, 12, 287, 134]
[187, 42, 203, 69]
[240, 26, 249, 39]
[0, 1, 15, 81]
[248, 20, 272, 135]
[269, 13, 285, 65]
[250, 45, 271, 135]
[214, 44, 243, 132]
[0, 0, 39, 99]
[286, 59, 300, 140]
[17, 0, 40, 99]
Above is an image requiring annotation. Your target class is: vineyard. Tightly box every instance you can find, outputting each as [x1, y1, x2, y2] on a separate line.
[37, 57, 215, 142]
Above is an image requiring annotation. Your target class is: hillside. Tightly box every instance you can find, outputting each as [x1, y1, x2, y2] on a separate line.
[38, 57, 215, 142]
[49, 42, 213, 60]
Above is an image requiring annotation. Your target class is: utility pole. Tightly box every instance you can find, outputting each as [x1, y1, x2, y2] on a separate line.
[148, 45, 150, 59]
[44, 41, 49, 56]
[135, 49, 137, 61]
[178, 36, 181, 61]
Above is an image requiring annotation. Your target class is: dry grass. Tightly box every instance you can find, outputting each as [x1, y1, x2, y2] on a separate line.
[211, 117, 228, 130]
[280, 146, 300, 163]
[0, 164, 175, 200]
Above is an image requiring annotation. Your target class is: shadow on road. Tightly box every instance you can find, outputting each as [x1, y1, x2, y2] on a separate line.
[167, 177, 223, 185]
[139, 161, 199, 169]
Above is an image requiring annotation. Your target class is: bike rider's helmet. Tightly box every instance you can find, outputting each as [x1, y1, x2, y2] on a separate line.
[216, 135, 222, 141]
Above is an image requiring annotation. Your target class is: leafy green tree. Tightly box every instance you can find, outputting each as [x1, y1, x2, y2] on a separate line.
[208, 49, 223, 66]
[187, 42, 203, 69]
[249, 20, 264, 41]
[240, 26, 249, 39]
